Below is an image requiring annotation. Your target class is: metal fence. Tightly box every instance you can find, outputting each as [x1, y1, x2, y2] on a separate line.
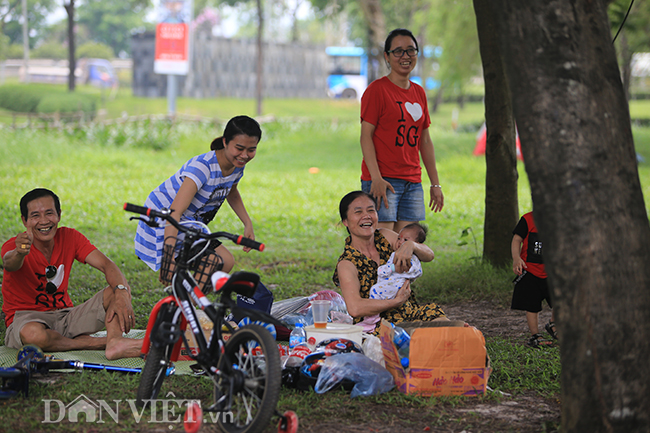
[131, 30, 328, 99]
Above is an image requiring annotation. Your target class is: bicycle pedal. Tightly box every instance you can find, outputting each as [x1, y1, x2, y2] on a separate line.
[190, 364, 206, 375]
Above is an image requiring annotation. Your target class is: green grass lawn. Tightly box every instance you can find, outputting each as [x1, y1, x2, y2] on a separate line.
[0, 109, 524, 307]
[1, 89, 649, 431]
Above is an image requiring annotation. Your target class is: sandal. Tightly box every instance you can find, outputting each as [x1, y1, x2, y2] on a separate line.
[525, 333, 543, 348]
[545, 321, 558, 340]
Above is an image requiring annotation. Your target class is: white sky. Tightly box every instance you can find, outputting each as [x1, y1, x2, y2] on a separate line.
[46, 0, 311, 39]
[44, 1, 238, 36]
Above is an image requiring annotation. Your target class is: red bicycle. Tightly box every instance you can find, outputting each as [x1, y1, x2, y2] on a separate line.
[124, 203, 298, 433]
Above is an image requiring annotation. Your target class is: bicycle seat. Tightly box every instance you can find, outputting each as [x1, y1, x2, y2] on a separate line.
[212, 271, 260, 298]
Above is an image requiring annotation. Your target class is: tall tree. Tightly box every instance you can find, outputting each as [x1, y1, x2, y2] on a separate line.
[255, 0, 263, 115]
[357, 0, 386, 82]
[472, 0, 518, 267]
[60, 0, 151, 91]
[64, 0, 75, 91]
[356, 0, 440, 82]
[0, 32, 8, 59]
[219, 0, 264, 115]
[1, 0, 57, 45]
[424, 0, 481, 107]
[311, 0, 429, 81]
[76, 0, 150, 57]
[490, 1, 650, 431]
[264, 0, 304, 42]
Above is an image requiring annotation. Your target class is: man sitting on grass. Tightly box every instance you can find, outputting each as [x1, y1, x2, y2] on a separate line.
[1, 188, 142, 359]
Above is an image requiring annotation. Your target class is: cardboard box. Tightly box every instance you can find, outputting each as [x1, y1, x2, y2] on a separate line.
[178, 312, 289, 361]
[179, 310, 217, 361]
[379, 320, 491, 396]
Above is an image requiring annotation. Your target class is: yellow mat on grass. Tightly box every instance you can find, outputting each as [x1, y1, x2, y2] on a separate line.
[0, 330, 196, 375]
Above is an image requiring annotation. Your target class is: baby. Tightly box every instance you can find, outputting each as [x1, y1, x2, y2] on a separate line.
[359, 223, 428, 333]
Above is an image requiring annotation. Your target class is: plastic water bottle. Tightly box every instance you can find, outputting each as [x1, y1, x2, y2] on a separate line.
[398, 342, 410, 368]
[289, 323, 307, 348]
[392, 324, 411, 349]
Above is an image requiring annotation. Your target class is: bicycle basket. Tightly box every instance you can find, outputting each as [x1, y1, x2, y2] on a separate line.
[160, 242, 224, 295]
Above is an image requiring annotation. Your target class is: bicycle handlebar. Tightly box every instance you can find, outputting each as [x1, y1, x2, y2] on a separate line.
[124, 202, 151, 216]
[123, 203, 265, 252]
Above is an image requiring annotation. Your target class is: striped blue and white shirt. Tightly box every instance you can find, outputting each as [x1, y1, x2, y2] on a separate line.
[134, 151, 244, 271]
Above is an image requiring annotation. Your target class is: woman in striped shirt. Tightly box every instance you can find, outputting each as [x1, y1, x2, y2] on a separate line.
[134, 115, 261, 275]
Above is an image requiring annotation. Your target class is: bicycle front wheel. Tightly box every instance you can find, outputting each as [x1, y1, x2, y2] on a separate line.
[136, 305, 180, 407]
[136, 342, 174, 406]
[215, 324, 281, 433]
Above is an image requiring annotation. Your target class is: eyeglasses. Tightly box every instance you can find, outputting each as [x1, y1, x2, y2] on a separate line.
[45, 265, 58, 295]
[387, 48, 418, 58]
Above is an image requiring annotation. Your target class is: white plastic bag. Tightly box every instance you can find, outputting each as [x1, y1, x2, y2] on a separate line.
[314, 353, 394, 398]
[361, 333, 385, 367]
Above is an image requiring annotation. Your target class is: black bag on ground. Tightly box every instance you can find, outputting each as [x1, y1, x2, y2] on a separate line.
[232, 281, 291, 340]
[234, 281, 274, 320]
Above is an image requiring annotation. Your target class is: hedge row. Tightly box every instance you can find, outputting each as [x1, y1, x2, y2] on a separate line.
[0, 84, 98, 120]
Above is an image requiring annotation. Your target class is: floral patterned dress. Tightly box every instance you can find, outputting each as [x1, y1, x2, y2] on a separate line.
[333, 230, 446, 334]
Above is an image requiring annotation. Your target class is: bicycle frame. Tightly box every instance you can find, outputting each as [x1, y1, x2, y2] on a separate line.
[124, 201, 284, 362]
[141, 266, 233, 368]
[125, 202, 299, 433]
[140, 295, 186, 362]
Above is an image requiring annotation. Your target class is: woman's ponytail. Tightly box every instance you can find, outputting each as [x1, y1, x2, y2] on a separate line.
[210, 136, 224, 151]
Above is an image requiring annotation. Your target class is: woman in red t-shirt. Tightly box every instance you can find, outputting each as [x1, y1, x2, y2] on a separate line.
[360, 28, 444, 233]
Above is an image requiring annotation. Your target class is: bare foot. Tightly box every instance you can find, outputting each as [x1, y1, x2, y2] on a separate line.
[105, 337, 144, 360]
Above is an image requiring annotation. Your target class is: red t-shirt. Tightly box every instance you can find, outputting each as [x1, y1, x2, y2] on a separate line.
[513, 212, 546, 279]
[1, 227, 97, 327]
[360, 76, 431, 183]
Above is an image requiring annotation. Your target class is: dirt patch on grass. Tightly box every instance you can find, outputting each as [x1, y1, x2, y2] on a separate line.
[292, 301, 560, 433]
[443, 300, 554, 341]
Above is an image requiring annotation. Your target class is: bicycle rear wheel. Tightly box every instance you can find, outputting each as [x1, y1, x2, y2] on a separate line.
[215, 324, 281, 433]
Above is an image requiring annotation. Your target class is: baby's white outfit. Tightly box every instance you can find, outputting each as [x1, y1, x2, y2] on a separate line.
[359, 253, 423, 333]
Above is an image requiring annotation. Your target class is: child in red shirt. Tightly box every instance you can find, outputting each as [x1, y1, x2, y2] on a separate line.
[511, 212, 557, 348]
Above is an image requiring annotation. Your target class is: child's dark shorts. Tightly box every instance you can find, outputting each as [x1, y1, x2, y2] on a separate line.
[511, 271, 552, 313]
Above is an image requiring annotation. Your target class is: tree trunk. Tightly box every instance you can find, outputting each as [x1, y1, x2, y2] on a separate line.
[255, 0, 263, 116]
[492, 1, 650, 431]
[430, 86, 444, 113]
[290, 0, 302, 43]
[472, 0, 519, 267]
[358, 0, 386, 83]
[64, 0, 75, 92]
